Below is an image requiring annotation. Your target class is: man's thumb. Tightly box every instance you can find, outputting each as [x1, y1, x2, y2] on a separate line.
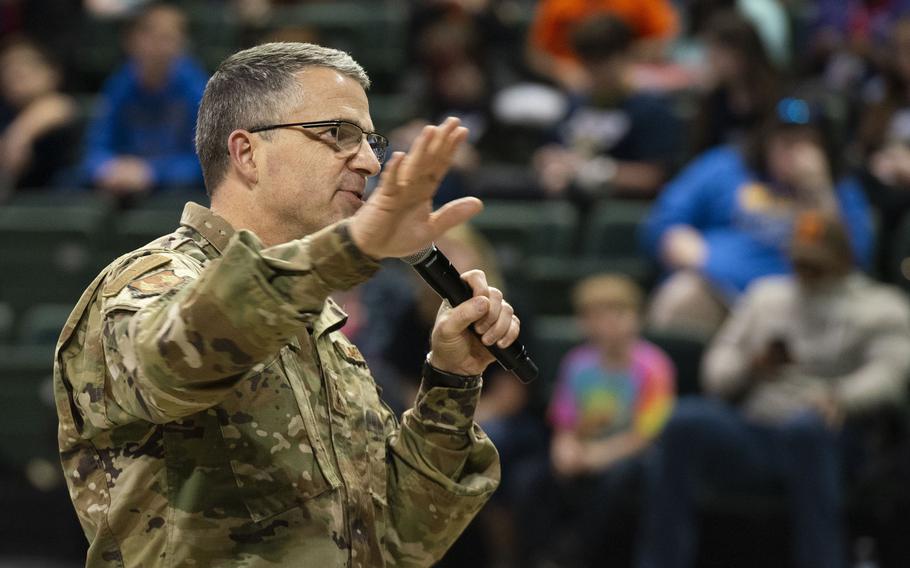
[442, 295, 489, 336]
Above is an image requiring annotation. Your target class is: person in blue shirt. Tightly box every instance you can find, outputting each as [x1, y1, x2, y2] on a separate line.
[641, 97, 873, 336]
[81, 2, 207, 196]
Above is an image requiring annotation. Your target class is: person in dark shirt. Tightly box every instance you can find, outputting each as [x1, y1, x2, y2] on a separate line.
[534, 14, 682, 199]
[80, 2, 208, 196]
[689, 10, 782, 156]
[0, 37, 80, 193]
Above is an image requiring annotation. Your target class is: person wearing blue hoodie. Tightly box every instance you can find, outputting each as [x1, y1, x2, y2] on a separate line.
[81, 2, 207, 196]
[641, 97, 873, 336]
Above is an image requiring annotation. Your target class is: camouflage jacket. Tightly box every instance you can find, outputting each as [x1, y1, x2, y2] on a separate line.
[54, 203, 500, 568]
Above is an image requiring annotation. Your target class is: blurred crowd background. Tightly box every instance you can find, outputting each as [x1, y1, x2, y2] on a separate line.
[4, 0, 910, 567]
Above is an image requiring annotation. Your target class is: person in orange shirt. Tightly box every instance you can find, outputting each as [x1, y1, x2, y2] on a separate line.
[527, 0, 679, 91]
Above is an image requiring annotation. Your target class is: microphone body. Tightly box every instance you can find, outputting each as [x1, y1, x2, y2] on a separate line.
[403, 245, 538, 383]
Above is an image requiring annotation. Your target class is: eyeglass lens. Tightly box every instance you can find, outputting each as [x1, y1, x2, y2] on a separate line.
[335, 123, 388, 164]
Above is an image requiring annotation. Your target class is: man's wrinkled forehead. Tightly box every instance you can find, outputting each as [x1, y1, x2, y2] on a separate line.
[288, 67, 373, 129]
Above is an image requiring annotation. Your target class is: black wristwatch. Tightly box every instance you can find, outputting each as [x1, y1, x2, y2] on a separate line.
[422, 357, 482, 389]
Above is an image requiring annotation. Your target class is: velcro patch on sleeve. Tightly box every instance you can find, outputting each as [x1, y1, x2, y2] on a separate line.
[102, 254, 173, 297]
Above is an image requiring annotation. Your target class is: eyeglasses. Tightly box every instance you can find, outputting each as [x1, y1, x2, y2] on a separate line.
[249, 120, 389, 164]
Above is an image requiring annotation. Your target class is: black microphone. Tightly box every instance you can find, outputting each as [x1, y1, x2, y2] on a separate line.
[402, 244, 538, 383]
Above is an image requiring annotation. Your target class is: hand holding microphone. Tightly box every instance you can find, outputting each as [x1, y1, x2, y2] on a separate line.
[404, 244, 538, 383]
[349, 116, 537, 382]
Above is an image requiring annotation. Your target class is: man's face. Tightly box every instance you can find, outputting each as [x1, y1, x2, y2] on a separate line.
[252, 67, 382, 242]
[792, 254, 847, 292]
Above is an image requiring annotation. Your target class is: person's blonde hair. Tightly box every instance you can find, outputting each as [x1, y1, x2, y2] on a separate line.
[572, 273, 643, 314]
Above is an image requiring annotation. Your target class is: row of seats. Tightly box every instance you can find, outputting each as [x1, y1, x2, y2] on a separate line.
[75, 1, 415, 92]
[0, 193, 655, 316]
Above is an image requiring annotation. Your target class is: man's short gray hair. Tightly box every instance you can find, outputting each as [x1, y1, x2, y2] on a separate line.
[195, 42, 370, 193]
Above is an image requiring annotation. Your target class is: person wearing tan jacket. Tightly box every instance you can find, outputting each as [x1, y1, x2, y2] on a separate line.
[637, 212, 910, 568]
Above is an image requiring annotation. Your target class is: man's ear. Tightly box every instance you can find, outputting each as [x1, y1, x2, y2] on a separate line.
[227, 129, 259, 185]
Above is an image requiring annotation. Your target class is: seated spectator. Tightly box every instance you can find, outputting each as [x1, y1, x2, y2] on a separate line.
[516, 273, 675, 567]
[527, 0, 679, 92]
[80, 2, 207, 197]
[642, 97, 873, 336]
[859, 16, 910, 276]
[533, 14, 683, 199]
[636, 213, 910, 568]
[0, 37, 80, 194]
[689, 9, 782, 157]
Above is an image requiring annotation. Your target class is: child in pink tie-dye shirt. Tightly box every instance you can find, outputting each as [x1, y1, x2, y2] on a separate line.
[518, 274, 675, 566]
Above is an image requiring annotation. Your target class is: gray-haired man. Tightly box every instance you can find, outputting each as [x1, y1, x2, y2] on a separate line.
[55, 42, 517, 567]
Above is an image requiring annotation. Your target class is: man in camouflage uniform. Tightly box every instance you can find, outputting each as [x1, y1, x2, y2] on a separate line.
[54, 43, 518, 567]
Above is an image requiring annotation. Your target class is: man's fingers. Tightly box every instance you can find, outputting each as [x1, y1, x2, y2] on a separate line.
[474, 286, 503, 335]
[425, 117, 461, 156]
[400, 124, 437, 180]
[481, 300, 514, 346]
[375, 151, 405, 195]
[440, 125, 469, 160]
[461, 268, 489, 298]
[428, 197, 483, 237]
[438, 295, 490, 338]
[497, 315, 520, 348]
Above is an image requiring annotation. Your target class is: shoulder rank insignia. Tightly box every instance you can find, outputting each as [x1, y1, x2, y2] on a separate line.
[127, 270, 186, 297]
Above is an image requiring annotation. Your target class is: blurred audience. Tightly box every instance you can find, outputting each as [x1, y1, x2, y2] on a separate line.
[516, 274, 675, 567]
[642, 97, 873, 336]
[0, 37, 80, 195]
[689, 10, 783, 157]
[80, 2, 207, 197]
[637, 213, 910, 568]
[533, 14, 683, 199]
[801, 0, 910, 93]
[527, 0, 680, 92]
[7, 1, 910, 566]
[84, 0, 155, 19]
[859, 16, 910, 275]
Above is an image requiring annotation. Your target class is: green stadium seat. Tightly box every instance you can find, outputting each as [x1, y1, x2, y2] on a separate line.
[18, 304, 74, 347]
[518, 255, 652, 316]
[0, 198, 110, 311]
[0, 303, 12, 344]
[641, 328, 709, 397]
[109, 206, 185, 257]
[582, 199, 651, 258]
[0, 345, 57, 469]
[265, 2, 406, 89]
[469, 200, 579, 275]
[531, 315, 583, 391]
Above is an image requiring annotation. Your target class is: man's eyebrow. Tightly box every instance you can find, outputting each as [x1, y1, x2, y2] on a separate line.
[329, 117, 374, 132]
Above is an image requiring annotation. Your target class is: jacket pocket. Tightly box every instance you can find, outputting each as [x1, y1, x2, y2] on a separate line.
[216, 347, 335, 522]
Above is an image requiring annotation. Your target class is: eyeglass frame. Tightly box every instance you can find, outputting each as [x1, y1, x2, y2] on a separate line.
[247, 120, 389, 164]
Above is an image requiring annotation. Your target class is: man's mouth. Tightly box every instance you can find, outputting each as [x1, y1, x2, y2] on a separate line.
[338, 189, 363, 201]
[338, 188, 364, 201]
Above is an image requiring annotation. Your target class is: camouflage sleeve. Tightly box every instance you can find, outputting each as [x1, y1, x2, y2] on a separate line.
[100, 221, 379, 424]
[383, 377, 500, 567]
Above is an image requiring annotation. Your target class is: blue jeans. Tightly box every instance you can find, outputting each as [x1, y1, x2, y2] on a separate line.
[636, 397, 845, 568]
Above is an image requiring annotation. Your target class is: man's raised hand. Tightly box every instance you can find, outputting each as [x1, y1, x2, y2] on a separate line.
[349, 117, 483, 259]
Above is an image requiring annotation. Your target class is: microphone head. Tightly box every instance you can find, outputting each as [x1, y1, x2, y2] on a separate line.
[400, 244, 435, 266]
